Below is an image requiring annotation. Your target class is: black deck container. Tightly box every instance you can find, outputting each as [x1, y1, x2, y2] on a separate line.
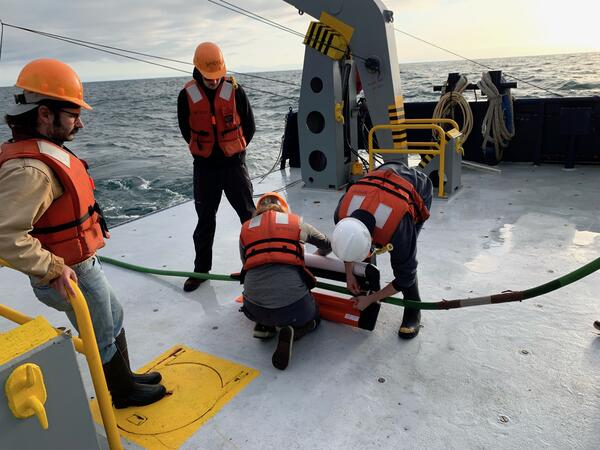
[402, 96, 600, 165]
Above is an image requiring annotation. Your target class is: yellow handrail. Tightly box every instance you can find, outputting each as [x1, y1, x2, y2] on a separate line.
[403, 118, 464, 155]
[65, 279, 122, 450]
[403, 117, 460, 129]
[368, 123, 448, 198]
[0, 258, 123, 450]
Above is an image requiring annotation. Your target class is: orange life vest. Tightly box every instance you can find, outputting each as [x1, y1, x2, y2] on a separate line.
[337, 169, 430, 247]
[0, 139, 109, 265]
[240, 210, 316, 287]
[240, 210, 304, 271]
[184, 77, 247, 158]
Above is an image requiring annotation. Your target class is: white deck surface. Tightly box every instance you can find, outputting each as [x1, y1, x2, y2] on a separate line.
[2, 164, 600, 449]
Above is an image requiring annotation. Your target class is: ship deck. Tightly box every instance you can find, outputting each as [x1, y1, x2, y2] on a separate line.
[2, 163, 600, 449]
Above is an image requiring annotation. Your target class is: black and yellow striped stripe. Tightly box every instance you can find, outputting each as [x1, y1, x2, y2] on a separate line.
[388, 99, 407, 148]
[418, 154, 434, 169]
[304, 21, 347, 60]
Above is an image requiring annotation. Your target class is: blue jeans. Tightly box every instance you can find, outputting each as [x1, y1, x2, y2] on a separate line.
[30, 255, 124, 364]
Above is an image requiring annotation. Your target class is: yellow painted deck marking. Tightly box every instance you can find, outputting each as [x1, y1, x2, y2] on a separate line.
[0, 317, 58, 366]
[91, 345, 260, 449]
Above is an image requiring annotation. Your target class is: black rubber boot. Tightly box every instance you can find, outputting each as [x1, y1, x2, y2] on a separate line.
[183, 276, 206, 292]
[103, 350, 166, 409]
[398, 280, 422, 340]
[292, 317, 321, 342]
[115, 329, 162, 385]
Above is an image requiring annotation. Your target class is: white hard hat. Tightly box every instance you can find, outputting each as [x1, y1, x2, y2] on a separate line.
[331, 217, 372, 262]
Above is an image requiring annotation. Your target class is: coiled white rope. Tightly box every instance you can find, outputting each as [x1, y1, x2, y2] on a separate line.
[477, 72, 515, 161]
[432, 74, 473, 142]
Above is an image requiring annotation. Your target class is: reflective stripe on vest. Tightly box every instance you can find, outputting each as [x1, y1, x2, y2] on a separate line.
[185, 83, 203, 103]
[219, 80, 233, 101]
[0, 139, 108, 265]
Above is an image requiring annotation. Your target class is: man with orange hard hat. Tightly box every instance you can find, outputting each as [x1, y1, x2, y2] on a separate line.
[0, 59, 166, 409]
[177, 42, 256, 292]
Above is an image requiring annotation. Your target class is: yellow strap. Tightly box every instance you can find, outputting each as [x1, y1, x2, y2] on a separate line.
[335, 101, 345, 124]
[375, 243, 394, 255]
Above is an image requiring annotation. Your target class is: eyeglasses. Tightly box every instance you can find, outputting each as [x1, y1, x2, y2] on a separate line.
[59, 109, 81, 121]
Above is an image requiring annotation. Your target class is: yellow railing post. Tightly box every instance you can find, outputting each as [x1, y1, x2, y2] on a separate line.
[0, 259, 123, 450]
[66, 280, 123, 450]
[367, 120, 461, 198]
[438, 133, 447, 198]
[367, 128, 374, 171]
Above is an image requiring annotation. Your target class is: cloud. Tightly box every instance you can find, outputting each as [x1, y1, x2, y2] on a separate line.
[0, 0, 307, 85]
[1, 0, 597, 86]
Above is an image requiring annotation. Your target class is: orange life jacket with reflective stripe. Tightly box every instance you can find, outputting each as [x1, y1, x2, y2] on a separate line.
[0, 139, 109, 265]
[184, 77, 247, 158]
[337, 169, 430, 247]
[240, 210, 304, 273]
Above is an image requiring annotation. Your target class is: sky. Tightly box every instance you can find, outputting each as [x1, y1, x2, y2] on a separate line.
[0, 0, 599, 86]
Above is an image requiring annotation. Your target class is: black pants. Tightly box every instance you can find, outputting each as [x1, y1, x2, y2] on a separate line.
[242, 293, 319, 328]
[193, 159, 255, 272]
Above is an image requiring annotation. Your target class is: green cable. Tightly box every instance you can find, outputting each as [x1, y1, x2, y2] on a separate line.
[98, 255, 424, 308]
[523, 256, 600, 299]
[98, 255, 600, 311]
[98, 256, 234, 281]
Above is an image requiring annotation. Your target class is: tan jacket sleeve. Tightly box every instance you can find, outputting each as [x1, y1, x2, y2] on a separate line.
[0, 158, 65, 284]
[299, 221, 332, 255]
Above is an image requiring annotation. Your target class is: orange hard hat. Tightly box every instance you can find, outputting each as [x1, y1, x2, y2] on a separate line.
[193, 42, 226, 79]
[257, 192, 290, 214]
[14, 58, 92, 110]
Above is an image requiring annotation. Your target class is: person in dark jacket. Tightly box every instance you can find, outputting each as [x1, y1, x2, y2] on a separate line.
[332, 161, 433, 339]
[177, 42, 256, 292]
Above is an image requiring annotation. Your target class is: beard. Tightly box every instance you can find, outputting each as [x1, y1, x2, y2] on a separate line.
[48, 117, 78, 143]
[63, 127, 78, 141]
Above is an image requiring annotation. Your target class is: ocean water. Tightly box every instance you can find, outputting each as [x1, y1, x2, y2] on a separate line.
[1, 52, 599, 226]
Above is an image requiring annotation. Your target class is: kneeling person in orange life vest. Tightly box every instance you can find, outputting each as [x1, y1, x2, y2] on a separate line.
[0, 59, 165, 409]
[332, 161, 433, 339]
[239, 192, 332, 370]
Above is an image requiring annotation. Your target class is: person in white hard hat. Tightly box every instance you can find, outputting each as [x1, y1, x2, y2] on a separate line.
[332, 161, 432, 339]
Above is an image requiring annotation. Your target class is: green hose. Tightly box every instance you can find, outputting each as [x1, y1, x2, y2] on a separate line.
[98, 256, 234, 281]
[98, 255, 600, 311]
[523, 256, 600, 300]
[98, 255, 424, 308]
